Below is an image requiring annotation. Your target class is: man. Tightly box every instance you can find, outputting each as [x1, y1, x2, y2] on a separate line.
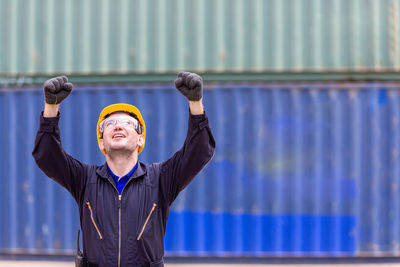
[32, 72, 216, 267]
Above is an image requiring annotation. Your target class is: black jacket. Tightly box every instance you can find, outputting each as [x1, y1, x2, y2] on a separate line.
[32, 111, 215, 267]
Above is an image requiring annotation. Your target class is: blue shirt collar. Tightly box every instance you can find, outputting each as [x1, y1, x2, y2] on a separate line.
[107, 162, 138, 182]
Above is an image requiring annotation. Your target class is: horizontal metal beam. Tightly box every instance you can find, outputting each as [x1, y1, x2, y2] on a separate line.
[1, 72, 400, 87]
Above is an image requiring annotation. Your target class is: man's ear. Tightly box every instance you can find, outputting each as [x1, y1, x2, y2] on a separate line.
[99, 138, 105, 151]
[137, 135, 144, 147]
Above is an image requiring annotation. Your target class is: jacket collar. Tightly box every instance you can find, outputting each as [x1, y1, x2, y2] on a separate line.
[96, 161, 147, 181]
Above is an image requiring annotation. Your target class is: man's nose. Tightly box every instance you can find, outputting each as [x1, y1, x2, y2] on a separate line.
[113, 120, 124, 129]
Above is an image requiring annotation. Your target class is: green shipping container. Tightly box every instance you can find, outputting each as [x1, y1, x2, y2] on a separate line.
[1, 0, 400, 75]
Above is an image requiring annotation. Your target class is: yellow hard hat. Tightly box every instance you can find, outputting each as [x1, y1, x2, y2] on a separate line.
[96, 103, 146, 155]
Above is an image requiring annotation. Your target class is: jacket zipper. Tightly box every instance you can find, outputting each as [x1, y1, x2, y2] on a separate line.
[137, 203, 157, 240]
[108, 178, 135, 267]
[106, 176, 145, 267]
[118, 195, 122, 267]
[86, 202, 103, 239]
[104, 179, 121, 267]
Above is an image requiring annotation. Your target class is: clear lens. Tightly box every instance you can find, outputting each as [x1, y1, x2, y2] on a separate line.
[100, 117, 139, 133]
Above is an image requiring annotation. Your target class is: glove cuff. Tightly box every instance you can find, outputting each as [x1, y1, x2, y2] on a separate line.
[45, 95, 59, 105]
[188, 97, 203, 102]
[187, 91, 202, 101]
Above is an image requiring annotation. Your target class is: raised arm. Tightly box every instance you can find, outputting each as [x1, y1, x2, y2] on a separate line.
[160, 72, 216, 205]
[32, 76, 86, 203]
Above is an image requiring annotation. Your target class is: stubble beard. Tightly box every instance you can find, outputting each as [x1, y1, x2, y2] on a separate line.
[108, 145, 136, 160]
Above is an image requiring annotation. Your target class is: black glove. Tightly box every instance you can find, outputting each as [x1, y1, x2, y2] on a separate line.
[44, 76, 73, 104]
[174, 72, 203, 101]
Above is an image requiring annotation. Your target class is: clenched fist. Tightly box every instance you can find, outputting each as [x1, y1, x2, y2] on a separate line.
[174, 72, 203, 101]
[44, 76, 73, 104]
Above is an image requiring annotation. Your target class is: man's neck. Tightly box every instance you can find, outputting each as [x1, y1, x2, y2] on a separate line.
[106, 153, 138, 177]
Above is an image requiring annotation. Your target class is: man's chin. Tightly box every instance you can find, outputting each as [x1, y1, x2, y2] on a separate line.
[105, 146, 134, 155]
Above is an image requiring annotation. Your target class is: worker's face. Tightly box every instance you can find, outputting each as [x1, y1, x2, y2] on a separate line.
[99, 113, 144, 155]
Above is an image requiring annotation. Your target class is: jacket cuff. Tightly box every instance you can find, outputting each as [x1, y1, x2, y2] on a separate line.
[189, 111, 209, 131]
[39, 112, 60, 133]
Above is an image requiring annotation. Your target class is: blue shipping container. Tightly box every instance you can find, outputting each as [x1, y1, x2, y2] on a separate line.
[1, 82, 400, 257]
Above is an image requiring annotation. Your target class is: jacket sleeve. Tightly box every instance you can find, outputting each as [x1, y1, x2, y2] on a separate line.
[32, 113, 87, 203]
[160, 111, 216, 205]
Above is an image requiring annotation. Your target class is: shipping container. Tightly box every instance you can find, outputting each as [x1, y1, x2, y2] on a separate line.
[1, 82, 400, 257]
[1, 0, 400, 75]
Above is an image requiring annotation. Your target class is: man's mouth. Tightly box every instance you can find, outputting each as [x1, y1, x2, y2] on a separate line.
[112, 133, 126, 139]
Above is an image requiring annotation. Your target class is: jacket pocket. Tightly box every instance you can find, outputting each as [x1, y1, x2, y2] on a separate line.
[137, 203, 157, 240]
[86, 201, 103, 240]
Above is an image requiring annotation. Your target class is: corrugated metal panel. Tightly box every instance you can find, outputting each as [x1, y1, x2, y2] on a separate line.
[2, 82, 400, 257]
[1, 0, 400, 75]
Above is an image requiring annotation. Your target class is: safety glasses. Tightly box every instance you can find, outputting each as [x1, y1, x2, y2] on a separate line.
[99, 116, 141, 134]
